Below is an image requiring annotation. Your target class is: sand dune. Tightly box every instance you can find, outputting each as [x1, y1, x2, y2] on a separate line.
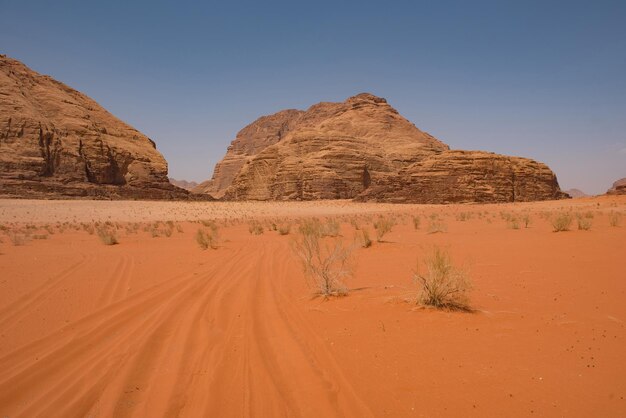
[0, 196, 625, 417]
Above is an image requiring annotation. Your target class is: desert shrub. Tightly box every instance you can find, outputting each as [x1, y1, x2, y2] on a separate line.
[456, 212, 470, 222]
[292, 219, 354, 297]
[350, 218, 360, 230]
[521, 213, 531, 228]
[373, 216, 394, 242]
[323, 218, 340, 237]
[577, 217, 592, 230]
[609, 211, 621, 227]
[551, 213, 573, 232]
[175, 223, 184, 233]
[358, 229, 372, 248]
[248, 221, 264, 235]
[413, 247, 472, 311]
[508, 217, 520, 229]
[277, 223, 291, 235]
[412, 215, 421, 230]
[32, 234, 49, 240]
[96, 227, 118, 245]
[196, 227, 218, 250]
[427, 220, 447, 234]
[9, 233, 28, 246]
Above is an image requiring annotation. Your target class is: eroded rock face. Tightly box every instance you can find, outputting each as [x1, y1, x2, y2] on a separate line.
[356, 150, 568, 203]
[197, 93, 565, 203]
[196, 93, 449, 200]
[607, 178, 626, 195]
[0, 55, 187, 199]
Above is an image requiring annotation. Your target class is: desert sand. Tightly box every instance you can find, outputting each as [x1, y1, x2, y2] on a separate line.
[0, 196, 625, 417]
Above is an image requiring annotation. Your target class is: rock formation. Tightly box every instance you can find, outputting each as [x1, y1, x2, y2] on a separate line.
[197, 93, 566, 203]
[565, 188, 588, 199]
[356, 150, 567, 203]
[0, 55, 188, 199]
[607, 178, 626, 195]
[169, 178, 198, 191]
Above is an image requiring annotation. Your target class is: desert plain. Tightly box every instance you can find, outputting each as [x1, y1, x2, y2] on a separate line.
[0, 196, 624, 417]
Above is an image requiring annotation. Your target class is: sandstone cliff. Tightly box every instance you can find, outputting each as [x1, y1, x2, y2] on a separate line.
[195, 93, 449, 200]
[607, 178, 626, 195]
[0, 55, 188, 199]
[356, 150, 567, 203]
[197, 93, 565, 203]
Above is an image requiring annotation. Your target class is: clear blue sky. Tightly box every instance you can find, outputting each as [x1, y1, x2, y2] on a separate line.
[1, 0, 625, 194]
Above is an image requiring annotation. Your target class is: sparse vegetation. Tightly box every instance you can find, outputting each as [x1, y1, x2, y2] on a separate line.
[292, 219, 354, 297]
[96, 227, 118, 245]
[577, 217, 592, 230]
[412, 215, 421, 230]
[196, 227, 218, 250]
[248, 221, 264, 235]
[358, 229, 372, 248]
[277, 223, 291, 235]
[609, 211, 621, 227]
[373, 216, 394, 242]
[413, 247, 472, 311]
[551, 213, 573, 232]
[427, 220, 447, 234]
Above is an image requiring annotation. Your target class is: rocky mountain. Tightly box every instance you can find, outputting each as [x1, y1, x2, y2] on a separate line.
[196, 93, 566, 203]
[0, 55, 188, 199]
[565, 188, 589, 198]
[607, 178, 626, 195]
[169, 178, 198, 191]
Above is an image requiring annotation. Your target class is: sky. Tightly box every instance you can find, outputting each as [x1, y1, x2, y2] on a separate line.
[1, 0, 625, 194]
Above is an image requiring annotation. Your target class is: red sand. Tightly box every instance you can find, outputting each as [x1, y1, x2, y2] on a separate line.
[0, 197, 625, 417]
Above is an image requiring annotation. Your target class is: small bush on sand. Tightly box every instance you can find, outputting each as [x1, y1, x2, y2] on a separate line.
[609, 211, 621, 227]
[248, 221, 264, 235]
[412, 215, 421, 230]
[414, 247, 472, 311]
[277, 223, 291, 235]
[358, 229, 372, 248]
[373, 216, 394, 242]
[551, 213, 573, 232]
[96, 227, 118, 245]
[10, 233, 28, 246]
[292, 219, 354, 297]
[576, 214, 592, 230]
[196, 227, 218, 250]
[521, 213, 531, 228]
[427, 220, 447, 234]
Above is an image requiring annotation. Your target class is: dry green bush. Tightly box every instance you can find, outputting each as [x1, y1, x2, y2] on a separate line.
[609, 211, 621, 227]
[277, 223, 291, 235]
[521, 213, 531, 228]
[96, 227, 118, 245]
[508, 217, 520, 229]
[358, 229, 372, 248]
[373, 216, 394, 242]
[414, 247, 472, 311]
[196, 227, 218, 250]
[248, 221, 264, 235]
[551, 213, 573, 232]
[9, 233, 28, 246]
[427, 220, 447, 234]
[292, 219, 354, 297]
[577, 217, 592, 230]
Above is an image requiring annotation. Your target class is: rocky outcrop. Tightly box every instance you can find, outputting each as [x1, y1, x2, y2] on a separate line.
[0, 55, 188, 199]
[607, 178, 626, 195]
[356, 150, 568, 203]
[169, 178, 198, 191]
[565, 189, 588, 198]
[197, 93, 449, 200]
[197, 93, 565, 203]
